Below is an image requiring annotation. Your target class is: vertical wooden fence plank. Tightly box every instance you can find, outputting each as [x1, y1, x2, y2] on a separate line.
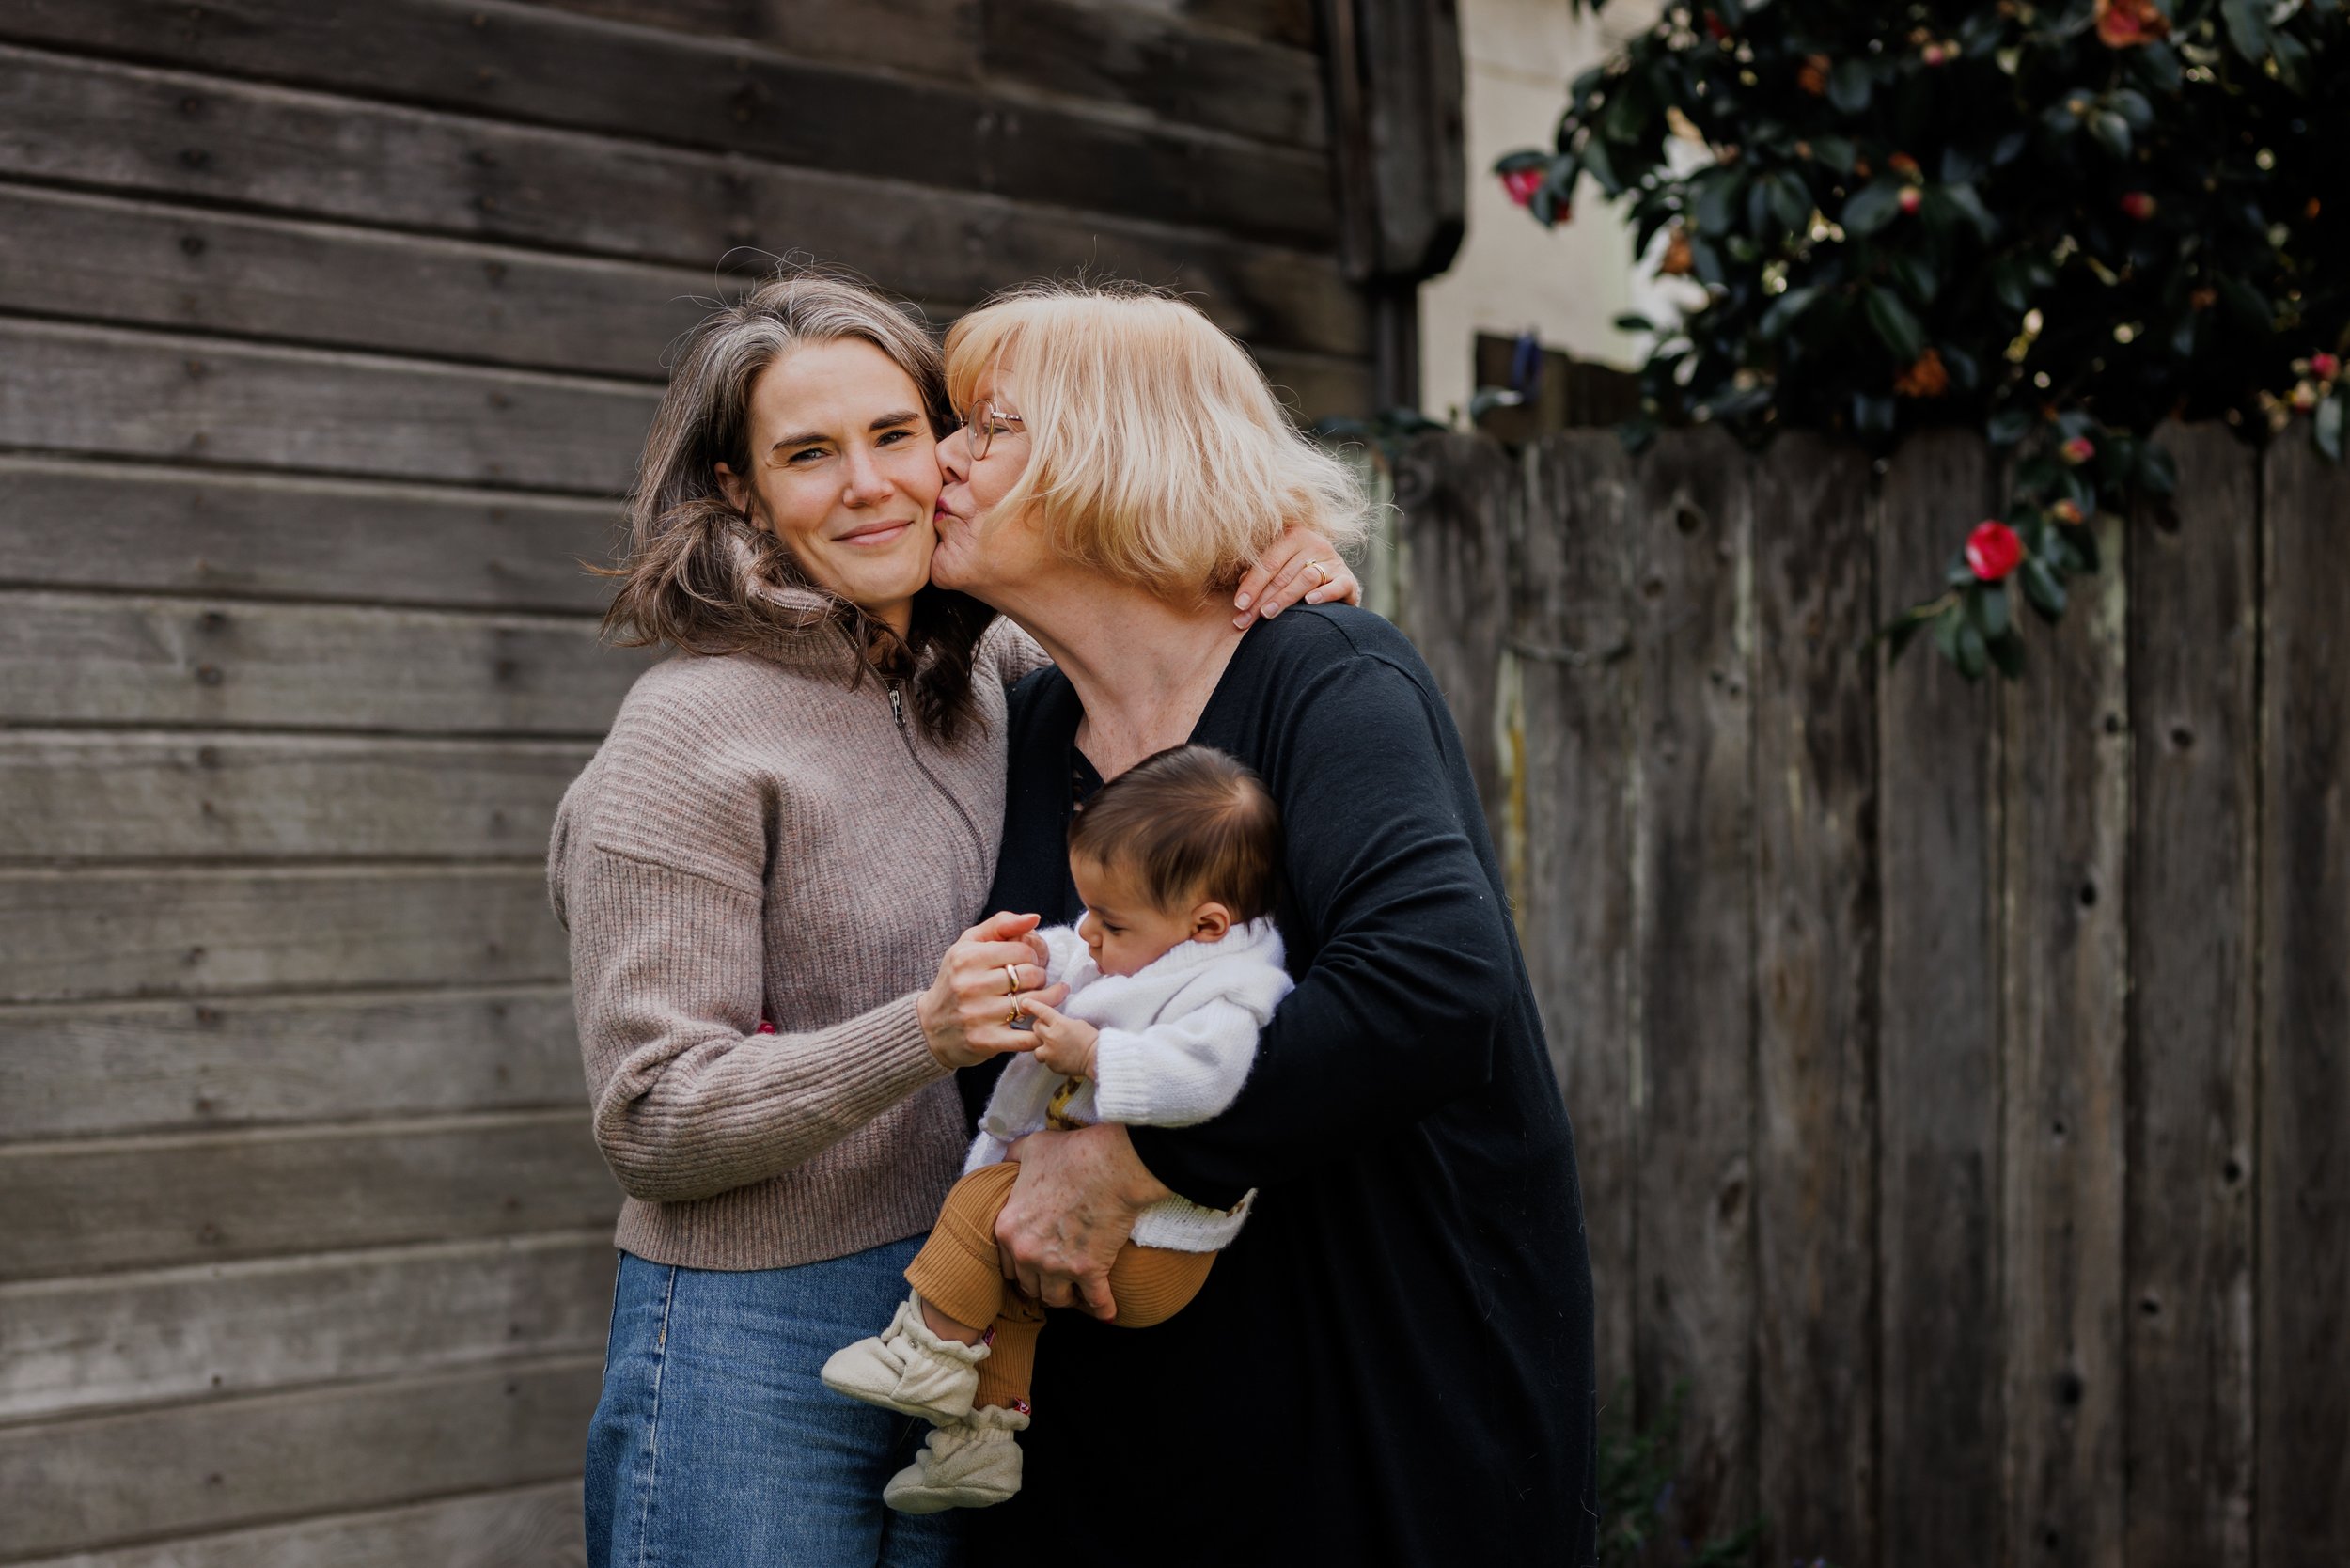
[1395, 432, 1513, 825]
[1629, 428, 1756, 1541]
[2124, 422, 2258, 1568]
[1873, 429, 2004, 1568]
[2256, 433, 2350, 1568]
[2001, 505, 2129, 1568]
[1514, 432, 1638, 1408]
[1749, 433, 1879, 1567]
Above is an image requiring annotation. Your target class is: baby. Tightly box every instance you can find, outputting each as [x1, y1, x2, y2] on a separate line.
[822, 743, 1293, 1513]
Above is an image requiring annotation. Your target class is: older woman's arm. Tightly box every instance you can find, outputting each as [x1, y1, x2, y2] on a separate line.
[997, 646, 1516, 1313]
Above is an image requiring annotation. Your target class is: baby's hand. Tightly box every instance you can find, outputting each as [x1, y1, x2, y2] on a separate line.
[1021, 1000, 1099, 1078]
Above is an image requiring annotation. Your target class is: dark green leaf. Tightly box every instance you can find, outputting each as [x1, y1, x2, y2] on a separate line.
[1943, 343, 1981, 390]
[1494, 149, 1549, 176]
[1888, 253, 1939, 306]
[1933, 604, 1965, 663]
[2070, 521, 2103, 574]
[1853, 393, 1896, 440]
[2271, 30, 2311, 91]
[1687, 236, 1727, 287]
[1988, 628, 2027, 679]
[1993, 262, 2031, 314]
[1956, 620, 1989, 680]
[2088, 111, 2132, 159]
[1810, 134, 1856, 174]
[1940, 182, 1999, 241]
[1974, 580, 2012, 640]
[1865, 288, 1928, 363]
[1767, 170, 1812, 231]
[2315, 394, 2346, 463]
[1601, 89, 1650, 144]
[1759, 285, 1821, 340]
[1992, 130, 2029, 165]
[2107, 88, 2154, 131]
[2220, 0, 2273, 61]
[1987, 406, 2034, 447]
[1939, 145, 1985, 186]
[2133, 42, 2183, 93]
[1694, 170, 1745, 237]
[2020, 557, 2068, 620]
[1584, 137, 1623, 196]
[1841, 180, 1905, 237]
[1613, 312, 1657, 333]
[1827, 58, 1873, 114]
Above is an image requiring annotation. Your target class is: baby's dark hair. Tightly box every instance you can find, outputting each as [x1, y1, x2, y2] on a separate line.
[1068, 745, 1280, 923]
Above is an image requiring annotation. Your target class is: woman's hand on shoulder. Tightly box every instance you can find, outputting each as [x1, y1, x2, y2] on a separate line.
[1232, 529, 1361, 630]
[918, 910, 1065, 1070]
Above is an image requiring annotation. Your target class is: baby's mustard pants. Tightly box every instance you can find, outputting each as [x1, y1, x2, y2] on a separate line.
[903, 1160, 1214, 1414]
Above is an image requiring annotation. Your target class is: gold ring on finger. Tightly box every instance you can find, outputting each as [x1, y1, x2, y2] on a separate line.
[1002, 964, 1022, 996]
[1005, 1005, 1024, 1027]
[1307, 559, 1328, 584]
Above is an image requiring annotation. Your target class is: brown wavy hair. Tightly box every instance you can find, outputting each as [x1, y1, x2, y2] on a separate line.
[601, 269, 996, 743]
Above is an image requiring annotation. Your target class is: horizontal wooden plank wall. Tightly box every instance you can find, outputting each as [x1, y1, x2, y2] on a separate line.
[1396, 425, 2350, 1568]
[0, 4, 1364, 1560]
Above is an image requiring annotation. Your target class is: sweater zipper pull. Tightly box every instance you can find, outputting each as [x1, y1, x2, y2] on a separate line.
[888, 685, 906, 730]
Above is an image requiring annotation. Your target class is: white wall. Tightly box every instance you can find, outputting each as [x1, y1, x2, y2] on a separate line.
[1418, 0, 1663, 422]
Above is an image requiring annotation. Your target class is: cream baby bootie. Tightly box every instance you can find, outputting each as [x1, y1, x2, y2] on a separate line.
[820, 1294, 987, 1422]
[883, 1403, 1029, 1513]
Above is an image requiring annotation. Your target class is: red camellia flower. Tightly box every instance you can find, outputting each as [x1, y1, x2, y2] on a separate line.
[2095, 0, 2170, 47]
[2313, 352, 2342, 381]
[1898, 186, 1923, 214]
[2062, 435, 2097, 463]
[2120, 191, 2157, 221]
[1966, 521, 2025, 582]
[1500, 165, 1544, 208]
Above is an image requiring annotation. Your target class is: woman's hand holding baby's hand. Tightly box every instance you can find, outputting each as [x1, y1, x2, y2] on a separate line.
[1021, 1001, 1098, 1077]
[918, 911, 1066, 1071]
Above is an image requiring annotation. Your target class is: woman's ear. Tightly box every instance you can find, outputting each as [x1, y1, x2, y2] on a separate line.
[1189, 902, 1232, 942]
[713, 463, 755, 525]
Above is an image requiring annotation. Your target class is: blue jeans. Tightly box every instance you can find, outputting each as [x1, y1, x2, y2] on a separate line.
[585, 1237, 964, 1568]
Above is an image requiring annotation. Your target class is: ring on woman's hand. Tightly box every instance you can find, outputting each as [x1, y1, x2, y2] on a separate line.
[1002, 964, 1022, 996]
[1306, 559, 1329, 584]
[1005, 1005, 1024, 1027]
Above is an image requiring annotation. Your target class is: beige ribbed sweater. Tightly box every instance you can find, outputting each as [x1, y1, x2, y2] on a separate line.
[548, 623, 1044, 1271]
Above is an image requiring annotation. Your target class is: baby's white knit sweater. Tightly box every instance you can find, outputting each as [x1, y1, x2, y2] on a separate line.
[967, 917, 1292, 1251]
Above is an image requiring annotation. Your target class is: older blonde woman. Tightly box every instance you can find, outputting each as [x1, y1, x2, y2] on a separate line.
[549, 272, 1355, 1568]
[922, 285, 1598, 1567]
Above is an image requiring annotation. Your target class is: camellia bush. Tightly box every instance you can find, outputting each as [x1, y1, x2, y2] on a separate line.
[1497, 0, 2346, 678]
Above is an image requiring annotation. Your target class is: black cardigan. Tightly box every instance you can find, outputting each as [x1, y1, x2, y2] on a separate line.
[963, 606, 1597, 1568]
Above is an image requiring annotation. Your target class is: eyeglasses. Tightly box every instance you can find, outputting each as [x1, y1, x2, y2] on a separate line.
[967, 402, 1025, 462]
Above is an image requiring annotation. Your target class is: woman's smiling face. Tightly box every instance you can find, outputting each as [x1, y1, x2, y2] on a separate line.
[716, 337, 940, 631]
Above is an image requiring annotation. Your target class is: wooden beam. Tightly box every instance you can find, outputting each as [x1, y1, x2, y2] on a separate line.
[0, 1111, 616, 1280]
[2123, 423, 2257, 1568]
[0, 1233, 612, 1419]
[1872, 429, 2004, 1568]
[1749, 432, 1879, 1568]
[4, 1481, 586, 1568]
[0, 865, 570, 1003]
[2256, 431, 2350, 1567]
[0, 984, 582, 1139]
[1628, 428, 1757, 1541]
[0, 590, 646, 737]
[0, 1356, 602, 1560]
[0, 731, 590, 862]
[1999, 510, 2129, 1568]
[0, 319, 656, 494]
[0, 1, 1334, 248]
[0, 457, 619, 613]
[0, 46, 1370, 362]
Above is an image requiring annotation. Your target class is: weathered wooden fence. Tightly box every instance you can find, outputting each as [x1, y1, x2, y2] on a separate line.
[1391, 424, 2348, 1568]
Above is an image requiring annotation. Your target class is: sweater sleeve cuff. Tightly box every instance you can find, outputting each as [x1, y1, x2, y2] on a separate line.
[1126, 1124, 1248, 1213]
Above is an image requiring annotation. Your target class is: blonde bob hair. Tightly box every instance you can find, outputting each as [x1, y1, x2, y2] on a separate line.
[943, 283, 1371, 598]
[602, 269, 995, 742]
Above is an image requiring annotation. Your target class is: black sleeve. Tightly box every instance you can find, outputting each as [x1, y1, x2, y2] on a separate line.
[1127, 652, 1517, 1206]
